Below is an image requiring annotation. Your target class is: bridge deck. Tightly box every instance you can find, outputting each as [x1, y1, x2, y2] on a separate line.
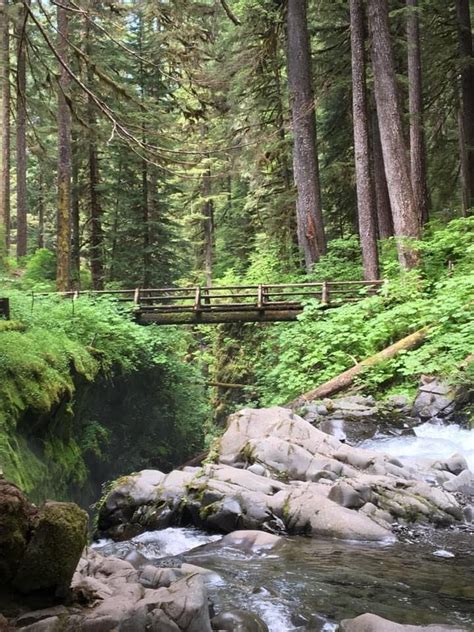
[36, 281, 383, 325]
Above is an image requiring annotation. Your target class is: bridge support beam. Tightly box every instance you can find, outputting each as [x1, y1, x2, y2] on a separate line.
[136, 308, 310, 326]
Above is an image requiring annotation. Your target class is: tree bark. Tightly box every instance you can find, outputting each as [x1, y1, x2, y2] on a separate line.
[56, 1, 72, 291]
[15, 0, 28, 258]
[141, 157, 151, 287]
[350, 0, 380, 280]
[202, 162, 213, 289]
[367, 0, 420, 268]
[71, 130, 81, 288]
[37, 168, 44, 249]
[87, 22, 104, 290]
[0, 0, 10, 252]
[455, 0, 474, 214]
[89, 130, 105, 290]
[287, 327, 428, 407]
[286, 0, 326, 270]
[406, 0, 429, 225]
[371, 109, 394, 238]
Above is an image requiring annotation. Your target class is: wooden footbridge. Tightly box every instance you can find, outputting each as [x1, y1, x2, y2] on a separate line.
[22, 280, 383, 325]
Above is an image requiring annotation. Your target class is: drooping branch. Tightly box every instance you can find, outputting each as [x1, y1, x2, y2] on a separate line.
[219, 0, 241, 26]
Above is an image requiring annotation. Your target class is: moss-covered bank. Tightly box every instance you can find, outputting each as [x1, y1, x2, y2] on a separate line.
[0, 293, 209, 504]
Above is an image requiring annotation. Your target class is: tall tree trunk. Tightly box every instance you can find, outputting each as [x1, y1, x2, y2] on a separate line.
[202, 163, 213, 289]
[56, 1, 72, 291]
[71, 131, 80, 288]
[141, 157, 152, 288]
[286, 0, 326, 270]
[367, 0, 420, 269]
[109, 159, 122, 282]
[15, 0, 28, 259]
[371, 109, 394, 238]
[89, 128, 104, 290]
[37, 168, 44, 249]
[0, 0, 10, 252]
[455, 0, 474, 214]
[406, 0, 429, 224]
[350, 0, 379, 280]
[87, 23, 104, 290]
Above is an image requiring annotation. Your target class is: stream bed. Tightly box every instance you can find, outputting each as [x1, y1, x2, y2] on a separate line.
[93, 420, 474, 631]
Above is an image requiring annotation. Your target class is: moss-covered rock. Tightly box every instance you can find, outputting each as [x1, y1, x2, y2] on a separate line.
[13, 501, 88, 595]
[0, 478, 36, 583]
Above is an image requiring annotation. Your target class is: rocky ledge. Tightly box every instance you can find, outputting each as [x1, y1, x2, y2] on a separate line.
[97, 406, 472, 542]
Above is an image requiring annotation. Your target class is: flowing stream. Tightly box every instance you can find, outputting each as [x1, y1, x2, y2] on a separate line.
[94, 421, 474, 631]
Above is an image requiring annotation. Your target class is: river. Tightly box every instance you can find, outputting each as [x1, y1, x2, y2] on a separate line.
[93, 420, 474, 631]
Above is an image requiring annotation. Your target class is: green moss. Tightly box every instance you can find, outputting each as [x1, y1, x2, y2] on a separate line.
[13, 502, 88, 594]
[0, 292, 210, 502]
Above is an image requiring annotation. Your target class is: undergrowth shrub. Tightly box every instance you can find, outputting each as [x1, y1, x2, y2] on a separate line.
[206, 218, 474, 409]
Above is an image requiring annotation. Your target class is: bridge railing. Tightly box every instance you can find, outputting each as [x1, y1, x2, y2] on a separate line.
[135, 280, 383, 312]
[29, 280, 384, 314]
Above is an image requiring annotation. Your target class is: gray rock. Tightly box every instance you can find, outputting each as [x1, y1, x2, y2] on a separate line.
[247, 463, 266, 477]
[387, 395, 411, 410]
[463, 505, 473, 522]
[73, 550, 211, 631]
[340, 613, 468, 631]
[15, 606, 72, 628]
[211, 609, 269, 631]
[442, 470, 474, 495]
[319, 418, 347, 442]
[98, 407, 463, 542]
[412, 380, 456, 420]
[220, 530, 282, 552]
[444, 454, 469, 476]
[328, 481, 366, 509]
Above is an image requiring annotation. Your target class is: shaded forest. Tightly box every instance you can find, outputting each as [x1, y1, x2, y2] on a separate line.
[0, 0, 472, 290]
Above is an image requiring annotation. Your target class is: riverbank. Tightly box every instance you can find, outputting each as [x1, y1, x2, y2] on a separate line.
[0, 292, 209, 503]
[1, 388, 473, 631]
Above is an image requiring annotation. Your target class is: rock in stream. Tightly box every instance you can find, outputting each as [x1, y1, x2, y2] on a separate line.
[97, 406, 466, 542]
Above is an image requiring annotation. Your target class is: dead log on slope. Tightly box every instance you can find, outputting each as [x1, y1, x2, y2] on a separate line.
[287, 327, 429, 409]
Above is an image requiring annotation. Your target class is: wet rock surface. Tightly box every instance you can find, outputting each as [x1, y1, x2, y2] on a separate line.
[0, 479, 87, 598]
[97, 406, 465, 543]
[11, 549, 214, 631]
[211, 609, 269, 631]
[340, 613, 469, 632]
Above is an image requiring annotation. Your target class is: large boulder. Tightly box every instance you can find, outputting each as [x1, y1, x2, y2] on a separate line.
[340, 613, 469, 632]
[0, 479, 87, 598]
[14, 550, 214, 632]
[300, 395, 413, 444]
[411, 379, 456, 421]
[97, 407, 463, 542]
[0, 479, 35, 584]
[13, 502, 88, 595]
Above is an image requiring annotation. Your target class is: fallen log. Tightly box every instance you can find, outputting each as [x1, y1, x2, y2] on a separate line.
[207, 381, 249, 389]
[287, 327, 429, 409]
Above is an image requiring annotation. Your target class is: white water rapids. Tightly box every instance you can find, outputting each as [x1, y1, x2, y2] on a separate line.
[360, 420, 474, 472]
[93, 420, 474, 632]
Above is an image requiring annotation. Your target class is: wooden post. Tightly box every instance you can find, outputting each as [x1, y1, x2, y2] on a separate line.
[133, 287, 140, 306]
[322, 281, 329, 305]
[194, 286, 202, 311]
[257, 284, 264, 309]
